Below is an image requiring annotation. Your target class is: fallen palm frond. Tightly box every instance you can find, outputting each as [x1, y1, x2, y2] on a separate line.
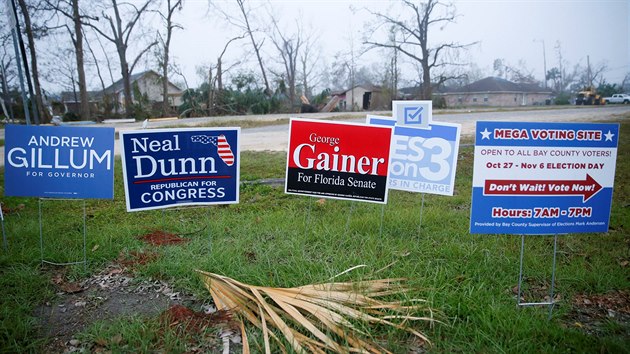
[196, 269, 438, 354]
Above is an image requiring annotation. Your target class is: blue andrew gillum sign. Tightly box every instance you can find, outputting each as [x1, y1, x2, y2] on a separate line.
[4, 125, 114, 199]
[120, 128, 240, 212]
[4, 124, 115, 199]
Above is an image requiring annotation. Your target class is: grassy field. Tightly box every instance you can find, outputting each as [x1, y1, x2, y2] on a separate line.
[0, 118, 629, 353]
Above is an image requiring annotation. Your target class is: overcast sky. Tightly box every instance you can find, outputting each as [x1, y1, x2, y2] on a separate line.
[161, 0, 628, 90]
[11, 0, 624, 92]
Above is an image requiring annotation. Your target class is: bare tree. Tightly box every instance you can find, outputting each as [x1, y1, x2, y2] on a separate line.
[298, 26, 321, 99]
[16, 0, 50, 123]
[84, 0, 157, 118]
[43, 45, 79, 96]
[363, 0, 475, 100]
[43, 0, 92, 120]
[621, 72, 630, 92]
[211, 35, 245, 114]
[493, 58, 538, 84]
[0, 32, 17, 119]
[269, 17, 302, 110]
[156, 0, 182, 117]
[211, 0, 271, 95]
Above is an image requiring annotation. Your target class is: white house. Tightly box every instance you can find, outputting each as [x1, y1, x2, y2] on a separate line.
[331, 85, 387, 111]
[99, 70, 183, 114]
[436, 77, 553, 107]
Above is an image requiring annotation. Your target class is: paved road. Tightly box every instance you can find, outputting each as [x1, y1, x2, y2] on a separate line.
[1, 105, 629, 166]
[237, 105, 630, 151]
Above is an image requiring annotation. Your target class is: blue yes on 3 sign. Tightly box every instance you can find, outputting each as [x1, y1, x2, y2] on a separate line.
[393, 100, 432, 128]
[367, 115, 461, 196]
[4, 124, 115, 199]
[120, 128, 240, 212]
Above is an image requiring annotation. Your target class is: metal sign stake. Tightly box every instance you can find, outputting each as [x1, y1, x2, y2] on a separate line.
[345, 201, 356, 234]
[417, 193, 425, 235]
[379, 204, 386, 237]
[207, 207, 213, 251]
[516, 234, 559, 319]
[1, 207, 6, 252]
[39, 198, 87, 271]
[304, 198, 313, 234]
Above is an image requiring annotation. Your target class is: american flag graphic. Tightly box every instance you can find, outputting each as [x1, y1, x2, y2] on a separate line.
[191, 134, 235, 166]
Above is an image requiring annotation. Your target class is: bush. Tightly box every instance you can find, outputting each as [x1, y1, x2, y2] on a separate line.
[433, 96, 447, 109]
[62, 112, 80, 121]
[554, 92, 572, 105]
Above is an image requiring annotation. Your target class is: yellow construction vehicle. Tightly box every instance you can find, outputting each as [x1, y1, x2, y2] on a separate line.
[575, 86, 605, 105]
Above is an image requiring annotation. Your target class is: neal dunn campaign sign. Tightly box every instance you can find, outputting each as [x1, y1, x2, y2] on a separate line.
[120, 128, 240, 212]
[4, 124, 115, 199]
[285, 118, 393, 204]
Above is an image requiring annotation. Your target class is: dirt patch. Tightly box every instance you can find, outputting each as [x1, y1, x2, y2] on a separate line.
[160, 304, 236, 334]
[138, 229, 190, 246]
[563, 290, 630, 337]
[36, 265, 203, 353]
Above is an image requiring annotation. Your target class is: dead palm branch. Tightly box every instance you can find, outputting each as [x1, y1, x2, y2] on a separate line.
[196, 269, 438, 353]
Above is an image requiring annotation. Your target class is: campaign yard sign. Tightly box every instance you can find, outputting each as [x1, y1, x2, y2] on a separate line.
[470, 121, 619, 234]
[4, 124, 115, 199]
[285, 118, 393, 204]
[392, 100, 432, 128]
[367, 115, 461, 196]
[120, 128, 240, 212]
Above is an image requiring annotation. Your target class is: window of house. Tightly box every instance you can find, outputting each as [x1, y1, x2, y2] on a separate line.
[458, 96, 463, 103]
[472, 97, 477, 102]
[484, 96, 489, 102]
[514, 96, 517, 102]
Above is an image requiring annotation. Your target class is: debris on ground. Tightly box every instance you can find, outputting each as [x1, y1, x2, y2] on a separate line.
[564, 290, 630, 336]
[37, 265, 206, 353]
[1, 202, 25, 215]
[118, 250, 159, 268]
[138, 229, 190, 246]
[197, 269, 436, 353]
[160, 304, 236, 334]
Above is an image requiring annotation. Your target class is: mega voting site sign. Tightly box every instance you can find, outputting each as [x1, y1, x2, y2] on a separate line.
[4, 124, 115, 199]
[367, 115, 461, 196]
[285, 119, 393, 204]
[471, 121, 619, 234]
[120, 128, 240, 212]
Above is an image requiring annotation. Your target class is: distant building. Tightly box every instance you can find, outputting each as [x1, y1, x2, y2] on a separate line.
[331, 85, 388, 111]
[59, 90, 100, 116]
[436, 77, 553, 107]
[61, 70, 183, 117]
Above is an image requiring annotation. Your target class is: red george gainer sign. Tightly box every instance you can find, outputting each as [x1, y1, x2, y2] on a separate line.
[285, 118, 393, 204]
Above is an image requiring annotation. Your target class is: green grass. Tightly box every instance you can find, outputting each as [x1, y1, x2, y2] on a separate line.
[1, 118, 629, 353]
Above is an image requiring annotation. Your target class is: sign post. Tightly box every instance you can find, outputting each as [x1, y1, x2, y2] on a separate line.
[286, 118, 393, 234]
[4, 124, 115, 268]
[368, 112, 461, 235]
[470, 121, 619, 315]
[1, 207, 5, 252]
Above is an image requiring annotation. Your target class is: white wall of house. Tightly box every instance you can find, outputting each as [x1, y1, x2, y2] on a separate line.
[440, 92, 552, 107]
[113, 72, 183, 113]
[338, 86, 373, 111]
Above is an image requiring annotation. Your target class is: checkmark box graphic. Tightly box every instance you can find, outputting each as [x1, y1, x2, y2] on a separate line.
[404, 106, 423, 124]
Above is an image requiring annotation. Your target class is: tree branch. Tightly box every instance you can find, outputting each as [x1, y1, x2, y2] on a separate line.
[129, 40, 158, 74]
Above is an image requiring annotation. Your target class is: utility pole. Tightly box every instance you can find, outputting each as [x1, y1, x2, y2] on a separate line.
[587, 55, 592, 88]
[555, 41, 564, 92]
[534, 39, 547, 89]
